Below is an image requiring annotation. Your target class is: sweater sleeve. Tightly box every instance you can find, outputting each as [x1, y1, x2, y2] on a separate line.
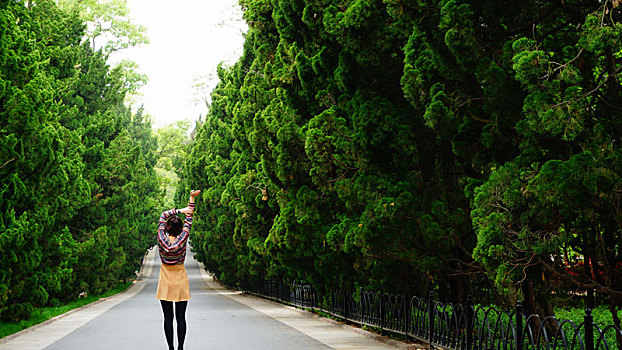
[175, 202, 195, 246]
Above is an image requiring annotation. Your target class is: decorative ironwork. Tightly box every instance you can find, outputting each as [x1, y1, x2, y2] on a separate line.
[291, 282, 318, 308]
[240, 279, 622, 349]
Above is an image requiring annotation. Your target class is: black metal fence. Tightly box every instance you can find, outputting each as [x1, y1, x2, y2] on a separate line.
[241, 280, 622, 350]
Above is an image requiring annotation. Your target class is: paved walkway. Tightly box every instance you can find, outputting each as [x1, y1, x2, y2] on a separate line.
[0, 247, 408, 349]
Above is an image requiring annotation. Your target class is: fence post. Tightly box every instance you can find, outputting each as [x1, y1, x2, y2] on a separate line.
[515, 302, 523, 350]
[585, 308, 594, 350]
[318, 289, 322, 312]
[380, 287, 385, 335]
[359, 287, 363, 325]
[428, 291, 434, 350]
[466, 295, 473, 350]
[280, 281, 284, 301]
[345, 291, 350, 324]
[404, 293, 409, 341]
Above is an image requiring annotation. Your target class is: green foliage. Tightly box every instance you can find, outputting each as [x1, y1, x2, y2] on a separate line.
[465, 1, 622, 315]
[155, 120, 193, 208]
[556, 306, 622, 349]
[0, 281, 131, 338]
[182, 0, 622, 320]
[0, 0, 159, 322]
[185, 0, 475, 298]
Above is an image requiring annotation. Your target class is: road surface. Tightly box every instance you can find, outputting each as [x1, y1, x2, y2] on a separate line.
[1, 247, 401, 349]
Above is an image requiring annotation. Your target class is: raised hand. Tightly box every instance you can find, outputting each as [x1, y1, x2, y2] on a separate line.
[190, 190, 201, 199]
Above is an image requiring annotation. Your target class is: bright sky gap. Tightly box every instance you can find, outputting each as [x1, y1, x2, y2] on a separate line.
[109, 0, 248, 128]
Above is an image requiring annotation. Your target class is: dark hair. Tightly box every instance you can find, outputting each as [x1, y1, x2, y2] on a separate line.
[166, 216, 183, 237]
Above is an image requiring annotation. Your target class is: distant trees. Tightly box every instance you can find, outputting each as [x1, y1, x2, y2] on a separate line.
[56, 0, 149, 54]
[0, 0, 159, 322]
[155, 120, 193, 208]
[182, 0, 622, 320]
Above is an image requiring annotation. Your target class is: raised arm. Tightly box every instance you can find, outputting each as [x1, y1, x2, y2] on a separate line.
[178, 190, 200, 234]
[165, 190, 201, 247]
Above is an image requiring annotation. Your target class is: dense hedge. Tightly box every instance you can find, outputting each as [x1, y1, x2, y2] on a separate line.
[180, 0, 622, 317]
[0, 0, 159, 322]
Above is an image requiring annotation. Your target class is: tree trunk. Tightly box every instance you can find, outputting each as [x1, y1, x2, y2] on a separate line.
[522, 280, 554, 316]
[521, 279, 557, 339]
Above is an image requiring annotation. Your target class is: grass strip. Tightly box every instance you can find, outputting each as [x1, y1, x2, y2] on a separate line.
[0, 281, 132, 339]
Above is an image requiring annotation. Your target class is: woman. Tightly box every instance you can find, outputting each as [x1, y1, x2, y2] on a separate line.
[156, 189, 201, 350]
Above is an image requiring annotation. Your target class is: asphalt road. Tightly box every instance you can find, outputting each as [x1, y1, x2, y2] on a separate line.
[44, 248, 331, 350]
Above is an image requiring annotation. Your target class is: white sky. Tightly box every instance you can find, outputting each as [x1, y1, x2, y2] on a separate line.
[109, 0, 247, 129]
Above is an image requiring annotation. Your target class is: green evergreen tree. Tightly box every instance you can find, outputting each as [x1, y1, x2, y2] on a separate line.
[0, 0, 160, 321]
[184, 0, 622, 321]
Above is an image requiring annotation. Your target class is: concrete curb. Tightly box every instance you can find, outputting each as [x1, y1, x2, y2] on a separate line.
[0, 247, 155, 344]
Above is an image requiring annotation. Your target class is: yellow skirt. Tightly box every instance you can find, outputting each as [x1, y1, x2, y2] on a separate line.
[156, 263, 191, 302]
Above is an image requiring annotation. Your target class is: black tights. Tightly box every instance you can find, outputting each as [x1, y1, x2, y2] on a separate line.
[160, 300, 188, 350]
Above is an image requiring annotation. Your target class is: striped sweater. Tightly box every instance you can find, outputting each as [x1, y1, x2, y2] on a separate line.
[157, 202, 195, 265]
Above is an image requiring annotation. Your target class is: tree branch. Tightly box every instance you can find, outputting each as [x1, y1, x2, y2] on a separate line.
[0, 158, 15, 170]
[538, 255, 622, 301]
